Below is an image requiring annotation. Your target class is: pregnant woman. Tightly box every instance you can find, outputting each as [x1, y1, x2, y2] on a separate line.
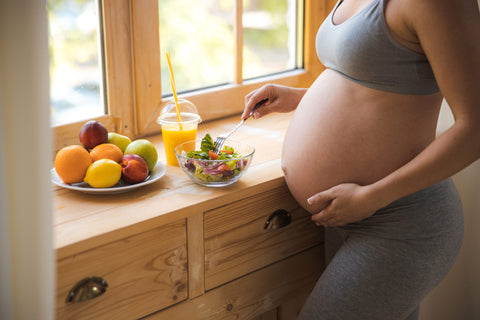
[242, 0, 479, 319]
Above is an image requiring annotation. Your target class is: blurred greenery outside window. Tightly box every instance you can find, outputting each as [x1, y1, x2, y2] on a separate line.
[48, 0, 302, 126]
[159, 0, 301, 96]
[48, 0, 106, 126]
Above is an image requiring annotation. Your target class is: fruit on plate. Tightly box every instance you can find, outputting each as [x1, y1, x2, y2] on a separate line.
[108, 132, 131, 153]
[124, 139, 158, 172]
[54, 145, 93, 184]
[79, 120, 108, 149]
[84, 159, 122, 188]
[120, 154, 149, 184]
[53, 121, 160, 190]
[90, 143, 123, 163]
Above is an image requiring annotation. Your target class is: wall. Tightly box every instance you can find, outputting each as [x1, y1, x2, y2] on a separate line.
[419, 101, 480, 320]
[420, 2, 479, 318]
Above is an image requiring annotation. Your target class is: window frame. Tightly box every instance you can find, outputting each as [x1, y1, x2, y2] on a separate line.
[52, 0, 332, 152]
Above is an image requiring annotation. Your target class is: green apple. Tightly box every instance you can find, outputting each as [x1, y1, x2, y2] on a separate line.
[108, 132, 132, 153]
[124, 139, 158, 171]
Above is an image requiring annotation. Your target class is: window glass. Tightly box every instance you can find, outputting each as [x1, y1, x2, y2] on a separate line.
[159, 0, 234, 95]
[48, 0, 105, 126]
[243, 0, 298, 79]
[159, 0, 300, 95]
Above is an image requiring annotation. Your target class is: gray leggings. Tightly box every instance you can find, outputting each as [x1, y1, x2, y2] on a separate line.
[297, 178, 464, 320]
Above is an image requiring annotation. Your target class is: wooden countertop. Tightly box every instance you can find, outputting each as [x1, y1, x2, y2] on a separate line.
[53, 112, 293, 259]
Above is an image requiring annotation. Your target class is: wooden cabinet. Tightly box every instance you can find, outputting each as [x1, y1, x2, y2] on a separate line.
[204, 186, 323, 290]
[56, 221, 188, 319]
[150, 246, 323, 320]
[156, 185, 324, 320]
[55, 186, 324, 320]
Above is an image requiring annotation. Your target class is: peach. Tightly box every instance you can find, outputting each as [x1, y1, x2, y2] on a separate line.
[79, 120, 108, 149]
[120, 154, 149, 184]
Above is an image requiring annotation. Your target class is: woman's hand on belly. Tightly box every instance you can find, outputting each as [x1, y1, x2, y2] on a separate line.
[307, 183, 383, 227]
[242, 84, 307, 119]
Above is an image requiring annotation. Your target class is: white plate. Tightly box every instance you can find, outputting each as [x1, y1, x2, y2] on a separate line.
[51, 161, 166, 194]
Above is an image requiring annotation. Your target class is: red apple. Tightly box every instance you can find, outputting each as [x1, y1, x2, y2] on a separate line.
[79, 120, 108, 149]
[120, 154, 149, 184]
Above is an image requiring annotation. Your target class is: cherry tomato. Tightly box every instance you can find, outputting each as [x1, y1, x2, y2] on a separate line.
[208, 150, 219, 160]
[217, 164, 231, 172]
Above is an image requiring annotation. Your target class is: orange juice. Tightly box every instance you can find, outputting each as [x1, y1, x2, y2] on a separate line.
[159, 112, 200, 166]
[157, 99, 201, 166]
[162, 125, 197, 165]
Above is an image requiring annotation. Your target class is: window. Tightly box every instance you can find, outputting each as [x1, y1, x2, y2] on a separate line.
[158, 0, 301, 95]
[158, 0, 234, 95]
[242, 0, 300, 79]
[48, 0, 106, 126]
[51, 0, 328, 152]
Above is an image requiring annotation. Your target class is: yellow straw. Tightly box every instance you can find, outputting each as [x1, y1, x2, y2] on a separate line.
[166, 52, 183, 125]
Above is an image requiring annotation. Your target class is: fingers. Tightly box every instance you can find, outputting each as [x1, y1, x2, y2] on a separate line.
[314, 215, 335, 227]
[312, 210, 338, 227]
[250, 100, 270, 119]
[243, 92, 265, 119]
[307, 190, 334, 208]
[242, 84, 274, 119]
[308, 189, 338, 227]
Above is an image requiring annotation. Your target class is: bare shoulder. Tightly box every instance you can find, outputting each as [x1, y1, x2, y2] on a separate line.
[405, 0, 480, 41]
[404, 0, 480, 109]
[384, 0, 479, 52]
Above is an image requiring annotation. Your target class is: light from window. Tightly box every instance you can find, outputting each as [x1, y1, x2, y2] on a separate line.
[243, 0, 298, 79]
[159, 0, 234, 95]
[159, 0, 301, 96]
[48, 0, 105, 126]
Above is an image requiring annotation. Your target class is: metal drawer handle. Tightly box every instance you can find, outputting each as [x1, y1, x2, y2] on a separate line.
[65, 276, 108, 303]
[264, 209, 292, 230]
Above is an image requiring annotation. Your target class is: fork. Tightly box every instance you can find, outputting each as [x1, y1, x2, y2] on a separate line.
[213, 98, 268, 153]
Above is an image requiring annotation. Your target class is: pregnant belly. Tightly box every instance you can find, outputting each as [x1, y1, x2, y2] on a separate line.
[281, 70, 440, 212]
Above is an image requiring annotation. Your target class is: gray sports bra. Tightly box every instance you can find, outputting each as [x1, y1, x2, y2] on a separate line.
[316, 0, 440, 94]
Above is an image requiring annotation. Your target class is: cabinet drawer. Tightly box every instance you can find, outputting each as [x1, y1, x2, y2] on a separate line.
[56, 220, 188, 320]
[204, 186, 323, 290]
[145, 246, 324, 320]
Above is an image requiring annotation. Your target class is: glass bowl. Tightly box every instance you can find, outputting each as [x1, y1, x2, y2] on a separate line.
[175, 139, 255, 187]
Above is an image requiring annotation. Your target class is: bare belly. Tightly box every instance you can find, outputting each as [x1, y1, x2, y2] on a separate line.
[281, 69, 442, 212]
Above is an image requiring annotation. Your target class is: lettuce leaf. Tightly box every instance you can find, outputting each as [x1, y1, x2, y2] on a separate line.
[200, 133, 215, 152]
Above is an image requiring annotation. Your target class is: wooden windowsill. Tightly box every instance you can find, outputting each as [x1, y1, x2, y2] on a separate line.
[53, 111, 294, 260]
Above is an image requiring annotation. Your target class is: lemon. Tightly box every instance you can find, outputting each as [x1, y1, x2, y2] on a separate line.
[84, 159, 122, 188]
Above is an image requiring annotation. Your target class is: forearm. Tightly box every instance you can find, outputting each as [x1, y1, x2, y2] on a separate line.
[271, 85, 308, 111]
[285, 87, 308, 111]
[243, 84, 309, 119]
[368, 120, 480, 208]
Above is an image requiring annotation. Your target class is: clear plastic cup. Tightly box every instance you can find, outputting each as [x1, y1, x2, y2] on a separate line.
[156, 99, 201, 166]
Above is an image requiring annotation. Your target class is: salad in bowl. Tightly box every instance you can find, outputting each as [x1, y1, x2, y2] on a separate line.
[175, 134, 254, 187]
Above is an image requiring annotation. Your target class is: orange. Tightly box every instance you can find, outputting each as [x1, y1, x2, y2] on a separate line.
[90, 143, 123, 163]
[54, 145, 93, 184]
